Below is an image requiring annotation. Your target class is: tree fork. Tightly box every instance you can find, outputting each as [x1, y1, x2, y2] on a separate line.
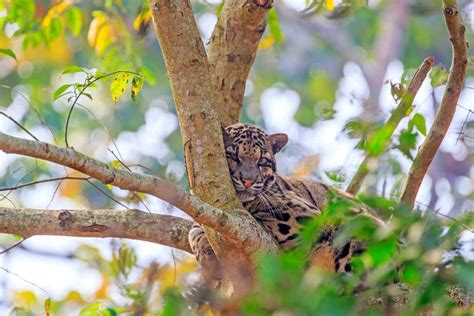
[400, 1, 468, 208]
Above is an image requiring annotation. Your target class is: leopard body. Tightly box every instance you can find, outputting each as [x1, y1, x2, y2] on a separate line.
[189, 123, 383, 275]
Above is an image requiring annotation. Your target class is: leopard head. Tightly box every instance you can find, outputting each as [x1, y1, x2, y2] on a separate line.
[222, 123, 288, 202]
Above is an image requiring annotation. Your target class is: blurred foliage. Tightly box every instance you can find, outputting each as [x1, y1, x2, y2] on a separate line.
[1, 0, 473, 314]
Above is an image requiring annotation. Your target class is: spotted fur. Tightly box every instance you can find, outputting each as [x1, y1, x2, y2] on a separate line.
[189, 123, 384, 274]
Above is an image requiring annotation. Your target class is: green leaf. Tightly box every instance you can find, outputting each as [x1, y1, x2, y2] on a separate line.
[408, 113, 427, 136]
[80, 303, 117, 316]
[110, 73, 131, 103]
[0, 48, 17, 60]
[268, 9, 283, 44]
[325, 171, 345, 183]
[397, 129, 418, 160]
[48, 17, 62, 39]
[366, 125, 392, 156]
[429, 65, 448, 87]
[53, 84, 72, 101]
[216, 1, 225, 16]
[62, 66, 85, 75]
[131, 76, 144, 101]
[67, 7, 82, 37]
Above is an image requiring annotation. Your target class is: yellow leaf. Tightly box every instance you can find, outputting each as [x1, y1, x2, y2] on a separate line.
[65, 290, 86, 304]
[326, 0, 335, 11]
[88, 11, 117, 56]
[94, 275, 110, 299]
[44, 298, 51, 316]
[157, 260, 196, 292]
[59, 178, 82, 198]
[13, 290, 37, 308]
[259, 36, 275, 49]
[133, 11, 151, 31]
[88, 12, 106, 47]
[42, 0, 73, 28]
[110, 160, 123, 169]
[110, 72, 131, 103]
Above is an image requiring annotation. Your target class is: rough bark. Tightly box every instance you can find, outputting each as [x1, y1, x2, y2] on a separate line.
[208, 0, 273, 126]
[346, 56, 434, 195]
[400, 1, 467, 208]
[149, 0, 279, 294]
[0, 207, 193, 253]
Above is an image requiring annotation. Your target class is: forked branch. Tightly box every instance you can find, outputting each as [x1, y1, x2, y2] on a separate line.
[400, 1, 468, 208]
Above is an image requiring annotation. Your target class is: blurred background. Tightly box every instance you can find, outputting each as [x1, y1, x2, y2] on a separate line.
[0, 0, 473, 314]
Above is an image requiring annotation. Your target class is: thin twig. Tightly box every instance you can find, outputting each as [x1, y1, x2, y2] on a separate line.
[0, 237, 28, 254]
[0, 84, 57, 143]
[0, 111, 39, 141]
[0, 267, 49, 295]
[107, 149, 151, 212]
[0, 176, 91, 192]
[84, 179, 130, 209]
[64, 70, 143, 147]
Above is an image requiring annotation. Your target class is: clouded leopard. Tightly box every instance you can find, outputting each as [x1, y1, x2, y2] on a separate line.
[188, 123, 384, 277]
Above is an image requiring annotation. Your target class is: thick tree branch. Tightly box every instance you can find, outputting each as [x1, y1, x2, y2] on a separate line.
[0, 207, 193, 253]
[347, 56, 434, 195]
[0, 133, 277, 255]
[148, 0, 239, 211]
[147, 1, 278, 293]
[208, 0, 272, 126]
[147, 0, 242, 262]
[400, 2, 468, 208]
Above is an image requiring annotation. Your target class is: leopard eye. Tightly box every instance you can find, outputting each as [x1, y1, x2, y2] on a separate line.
[226, 152, 238, 161]
[258, 158, 272, 169]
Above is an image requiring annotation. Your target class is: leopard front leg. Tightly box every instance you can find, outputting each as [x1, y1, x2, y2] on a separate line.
[188, 223, 223, 286]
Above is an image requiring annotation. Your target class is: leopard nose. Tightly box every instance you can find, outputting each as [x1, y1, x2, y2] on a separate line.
[242, 179, 254, 188]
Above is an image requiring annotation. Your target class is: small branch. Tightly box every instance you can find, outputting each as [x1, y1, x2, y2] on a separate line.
[64, 70, 143, 147]
[0, 207, 194, 253]
[0, 237, 28, 254]
[0, 111, 39, 141]
[0, 176, 90, 192]
[400, 1, 468, 208]
[208, 0, 273, 126]
[347, 56, 434, 195]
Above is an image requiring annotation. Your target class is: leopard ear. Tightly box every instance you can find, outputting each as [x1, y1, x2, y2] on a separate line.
[222, 127, 232, 147]
[269, 133, 288, 154]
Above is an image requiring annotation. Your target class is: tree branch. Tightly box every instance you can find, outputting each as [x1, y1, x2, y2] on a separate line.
[346, 56, 434, 195]
[148, 0, 239, 211]
[400, 1, 468, 208]
[208, 0, 272, 126]
[0, 133, 231, 234]
[0, 133, 277, 254]
[0, 207, 193, 253]
[147, 0, 241, 262]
